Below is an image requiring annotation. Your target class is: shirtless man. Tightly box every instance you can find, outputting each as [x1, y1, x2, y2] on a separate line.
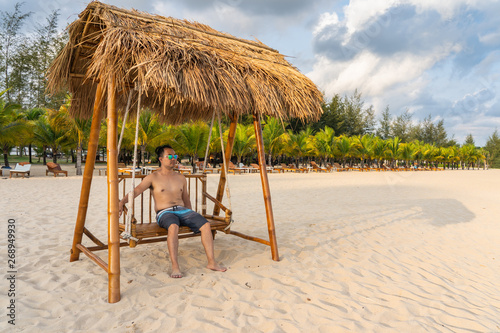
[119, 145, 226, 278]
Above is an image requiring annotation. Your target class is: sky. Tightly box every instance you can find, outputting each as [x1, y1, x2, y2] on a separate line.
[2, 0, 500, 146]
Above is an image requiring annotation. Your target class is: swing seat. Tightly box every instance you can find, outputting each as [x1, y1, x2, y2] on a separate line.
[118, 174, 232, 247]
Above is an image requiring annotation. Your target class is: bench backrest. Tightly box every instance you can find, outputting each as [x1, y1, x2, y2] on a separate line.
[119, 173, 228, 225]
[15, 163, 31, 171]
[47, 162, 62, 171]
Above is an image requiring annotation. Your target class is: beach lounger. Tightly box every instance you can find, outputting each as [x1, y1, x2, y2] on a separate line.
[310, 161, 327, 172]
[9, 163, 31, 178]
[228, 161, 244, 174]
[46, 162, 68, 177]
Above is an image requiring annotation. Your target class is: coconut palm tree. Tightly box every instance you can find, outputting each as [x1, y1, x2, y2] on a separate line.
[352, 134, 374, 168]
[335, 135, 353, 168]
[460, 144, 482, 169]
[169, 120, 209, 170]
[385, 137, 401, 168]
[21, 108, 46, 164]
[286, 127, 313, 167]
[397, 142, 416, 168]
[262, 116, 287, 165]
[232, 123, 256, 165]
[372, 137, 389, 168]
[0, 89, 24, 167]
[433, 147, 446, 169]
[311, 126, 335, 167]
[33, 109, 72, 164]
[126, 109, 166, 166]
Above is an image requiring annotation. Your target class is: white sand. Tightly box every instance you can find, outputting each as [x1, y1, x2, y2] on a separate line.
[1, 166, 500, 332]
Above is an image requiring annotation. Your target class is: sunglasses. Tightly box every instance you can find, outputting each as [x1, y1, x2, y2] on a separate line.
[165, 154, 178, 160]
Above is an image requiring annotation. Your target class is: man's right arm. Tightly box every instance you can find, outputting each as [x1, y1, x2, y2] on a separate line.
[119, 175, 153, 216]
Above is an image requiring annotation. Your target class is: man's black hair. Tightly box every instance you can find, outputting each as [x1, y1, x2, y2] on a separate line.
[155, 145, 173, 166]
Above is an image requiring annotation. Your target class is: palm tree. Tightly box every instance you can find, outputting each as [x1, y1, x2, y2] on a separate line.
[433, 147, 445, 169]
[128, 109, 165, 166]
[232, 123, 256, 164]
[352, 134, 374, 168]
[311, 126, 335, 167]
[385, 137, 401, 168]
[169, 120, 209, 170]
[460, 144, 481, 169]
[286, 127, 313, 167]
[55, 97, 92, 175]
[335, 135, 353, 168]
[262, 116, 287, 165]
[33, 109, 72, 164]
[372, 137, 389, 168]
[397, 142, 416, 168]
[21, 108, 45, 164]
[0, 89, 24, 167]
[420, 143, 436, 169]
[72, 117, 92, 175]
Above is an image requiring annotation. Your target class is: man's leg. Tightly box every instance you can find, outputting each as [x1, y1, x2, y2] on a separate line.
[199, 223, 227, 272]
[167, 224, 182, 278]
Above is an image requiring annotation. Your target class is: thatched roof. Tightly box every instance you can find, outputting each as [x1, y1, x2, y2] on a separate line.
[47, 1, 323, 124]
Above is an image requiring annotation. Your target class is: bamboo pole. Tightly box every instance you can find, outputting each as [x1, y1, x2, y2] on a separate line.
[70, 81, 104, 262]
[76, 244, 108, 272]
[107, 75, 121, 303]
[253, 113, 279, 261]
[228, 231, 271, 246]
[214, 112, 238, 216]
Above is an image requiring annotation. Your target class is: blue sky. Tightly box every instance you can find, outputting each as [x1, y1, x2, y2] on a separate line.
[3, 0, 499, 146]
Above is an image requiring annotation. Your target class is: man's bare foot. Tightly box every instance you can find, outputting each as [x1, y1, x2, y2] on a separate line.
[170, 269, 183, 278]
[207, 263, 227, 272]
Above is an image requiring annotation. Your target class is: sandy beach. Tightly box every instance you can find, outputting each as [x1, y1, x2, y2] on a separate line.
[1, 166, 500, 332]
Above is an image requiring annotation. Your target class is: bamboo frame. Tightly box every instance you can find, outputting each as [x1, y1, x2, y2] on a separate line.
[70, 81, 104, 262]
[107, 75, 121, 303]
[54, 2, 327, 303]
[253, 113, 279, 261]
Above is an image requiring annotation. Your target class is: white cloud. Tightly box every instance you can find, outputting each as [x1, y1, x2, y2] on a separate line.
[406, 0, 484, 19]
[343, 0, 398, 34]
[313, 12, 339, 36]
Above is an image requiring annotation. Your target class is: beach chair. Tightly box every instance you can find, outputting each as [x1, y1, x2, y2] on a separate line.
[246, 164, 259, 173]
[228, 161, 244, 174]
[9, 163, 31, 178]
[250, 163, 275, 173]
[196, 161, 219, 174]
[333, 162, 346, 172]
[46, 162, 68, 177]
[279, 163, 298, 173]
[176, 164, 192, 175]
[310, 161, 327, 172]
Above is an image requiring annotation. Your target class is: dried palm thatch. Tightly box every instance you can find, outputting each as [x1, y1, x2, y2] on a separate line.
[47, 1, 323, 124]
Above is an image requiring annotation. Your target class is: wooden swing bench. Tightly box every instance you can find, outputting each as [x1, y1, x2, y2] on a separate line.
[117, 173, 233, 247]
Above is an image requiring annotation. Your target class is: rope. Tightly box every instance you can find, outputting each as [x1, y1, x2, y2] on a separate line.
[117, 89, 134, 153]
[217, 110, 232, 214]
[122, 83, 141, 243]
[202, 111, 216, 172]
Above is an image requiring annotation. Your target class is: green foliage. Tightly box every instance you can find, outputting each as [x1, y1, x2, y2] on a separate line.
[311, 126, 335, 165]
[0, 88, 24, 166]
[32, 109, 72, 163]
[262, 116, 288, 164]
[464, 134, 475, 146]
[169, 120, 209, 164]
[485, 130, 500, 168]
[232, 124, 256, 164]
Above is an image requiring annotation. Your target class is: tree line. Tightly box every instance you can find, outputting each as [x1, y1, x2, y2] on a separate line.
[1, 2, 499, 171]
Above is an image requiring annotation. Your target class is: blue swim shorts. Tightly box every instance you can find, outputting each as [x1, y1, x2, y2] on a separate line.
[156, 206, 208, 234]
